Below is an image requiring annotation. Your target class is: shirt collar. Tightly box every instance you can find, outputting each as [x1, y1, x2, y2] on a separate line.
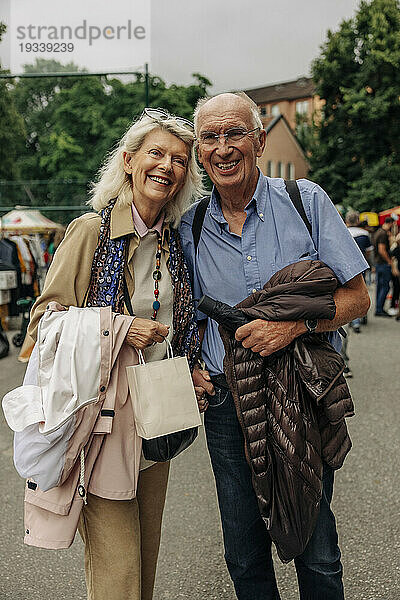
[109, 198, 168, 246]
[209, 188, 228, 224]
[209, 168, 267, 224]
[131, 202, 164, 237]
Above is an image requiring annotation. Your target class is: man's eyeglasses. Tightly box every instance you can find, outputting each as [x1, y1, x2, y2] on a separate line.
[198, 127, 260, 147]
[140, 107, 194, 131]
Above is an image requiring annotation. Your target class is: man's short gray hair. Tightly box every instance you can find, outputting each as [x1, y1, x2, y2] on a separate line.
[346, 211, 360, 226]
[193, 92, 263, 135]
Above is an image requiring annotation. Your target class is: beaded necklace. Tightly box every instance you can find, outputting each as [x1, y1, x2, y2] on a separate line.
[151, 234, 162, 320]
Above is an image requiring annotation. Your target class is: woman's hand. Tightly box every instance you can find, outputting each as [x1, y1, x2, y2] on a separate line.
[193, 364, 215, 413]
[125, 317, 169, 350]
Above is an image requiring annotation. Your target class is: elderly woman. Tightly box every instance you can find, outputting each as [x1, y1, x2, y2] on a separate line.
[27, 109, 204, 600]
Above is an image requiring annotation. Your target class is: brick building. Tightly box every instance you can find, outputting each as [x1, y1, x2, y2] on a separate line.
[245, 76, 322, 131]
[244, 76, 323, 179]
[257, 114, 309, 180]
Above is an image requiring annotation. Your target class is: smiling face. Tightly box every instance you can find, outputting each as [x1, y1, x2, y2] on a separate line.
[123, 128, 189, 217]
[196, 94, 266, 199]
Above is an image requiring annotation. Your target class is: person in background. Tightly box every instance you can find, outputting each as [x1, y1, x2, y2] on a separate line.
[388, 224, 400, 316]
[390, 232, 400, 320]
[374, 217, 395, 317]
[345, 211, 373, 330]
[46, 232, 55, 266]
[358, 220, 373, 287]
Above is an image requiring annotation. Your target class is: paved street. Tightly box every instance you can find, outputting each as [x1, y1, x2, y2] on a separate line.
[0, 302, 399, 600]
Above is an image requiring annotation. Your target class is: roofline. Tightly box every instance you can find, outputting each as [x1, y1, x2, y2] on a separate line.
[264, 114, 309, 165]
[244, 75, 315, 103]
[244, 75, 312, 94]
[265, 114, 283, 134]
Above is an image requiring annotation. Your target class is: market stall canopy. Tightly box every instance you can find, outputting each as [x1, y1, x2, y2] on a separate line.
[359, 212, 379, 227]
[0, 208, 64, 234]
[378, 206, 400, 225]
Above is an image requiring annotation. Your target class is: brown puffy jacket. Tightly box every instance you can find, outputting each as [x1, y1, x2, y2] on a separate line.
[220, 260, 354, 563]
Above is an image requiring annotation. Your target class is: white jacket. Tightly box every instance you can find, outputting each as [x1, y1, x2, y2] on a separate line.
[3, 304, 134, 492]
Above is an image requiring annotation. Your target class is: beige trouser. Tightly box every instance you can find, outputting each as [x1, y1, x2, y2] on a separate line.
[78, 461, 170, 600]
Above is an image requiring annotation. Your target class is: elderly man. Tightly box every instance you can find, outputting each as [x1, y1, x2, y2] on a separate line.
[180, 93, 370, 600]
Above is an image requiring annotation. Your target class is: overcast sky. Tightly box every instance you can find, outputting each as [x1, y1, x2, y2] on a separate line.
[151, 0, 360, 91]
[1, 0, 360, 91]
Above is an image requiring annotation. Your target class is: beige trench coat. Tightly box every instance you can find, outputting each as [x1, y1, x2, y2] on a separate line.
[24, 201, 171, 549]
[28, 201, 171, 340]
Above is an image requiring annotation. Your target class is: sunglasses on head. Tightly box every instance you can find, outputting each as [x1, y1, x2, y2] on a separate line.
[140, 107, 194, 131]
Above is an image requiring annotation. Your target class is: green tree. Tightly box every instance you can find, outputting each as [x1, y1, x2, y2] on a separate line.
[12, 61, 83, 176]
[5, 61, 211, 222]
[345, 154, 400, 212]
[309, 0, 400, 211]
[0, 23, 26, 188]
[3, 59, 84, 210]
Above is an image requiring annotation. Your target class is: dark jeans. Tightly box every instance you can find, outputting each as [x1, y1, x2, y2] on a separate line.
[391, 273, 400, 308]
[204, 385, 344, 600]
[375, 263, 392, 313]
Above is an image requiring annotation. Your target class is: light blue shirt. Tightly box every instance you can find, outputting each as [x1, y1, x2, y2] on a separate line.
[180, 173, 368, 376]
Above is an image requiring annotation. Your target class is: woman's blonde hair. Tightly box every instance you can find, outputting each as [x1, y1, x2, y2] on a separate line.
[88, 114, 205, 227]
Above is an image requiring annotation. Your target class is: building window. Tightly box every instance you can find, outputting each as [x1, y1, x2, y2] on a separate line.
[296, 100, 309, 115]
[271, 104, 280, 117]
[286, 163, 295, 179]
[277, 162, 284, 177]
[267, 161, 274, 177]
[260, 106, 267, 116]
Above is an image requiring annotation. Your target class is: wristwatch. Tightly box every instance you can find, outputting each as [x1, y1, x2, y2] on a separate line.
[305, 318, 318, 333]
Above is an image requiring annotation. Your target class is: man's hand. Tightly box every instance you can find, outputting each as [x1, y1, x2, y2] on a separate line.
[125, 317, 169, 350]
[192, 364, 215, 412]
[235, 319, 301, 357]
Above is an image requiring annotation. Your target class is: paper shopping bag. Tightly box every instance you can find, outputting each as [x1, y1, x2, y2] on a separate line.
[126, 341, 201, 440]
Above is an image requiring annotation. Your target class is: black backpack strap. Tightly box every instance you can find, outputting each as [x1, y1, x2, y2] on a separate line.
[284, 180, 312, 237]
[192, 196, 211, 251]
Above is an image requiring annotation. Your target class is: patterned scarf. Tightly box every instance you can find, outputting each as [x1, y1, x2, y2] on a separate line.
[86, 200, 200, 368]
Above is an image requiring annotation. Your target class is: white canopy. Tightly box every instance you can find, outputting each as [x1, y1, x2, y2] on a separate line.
[0, 209, 64, 234]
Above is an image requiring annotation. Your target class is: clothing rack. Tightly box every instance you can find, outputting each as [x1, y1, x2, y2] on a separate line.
[0, 233, 49, 319]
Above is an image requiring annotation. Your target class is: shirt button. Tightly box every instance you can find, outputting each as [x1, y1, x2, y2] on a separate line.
[100, 386, 106, 392]
[247, 255, 252, 261]
[103, 330, 109, 336]
[259, 213, 264, 218]
[252, 288, 257, 293]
